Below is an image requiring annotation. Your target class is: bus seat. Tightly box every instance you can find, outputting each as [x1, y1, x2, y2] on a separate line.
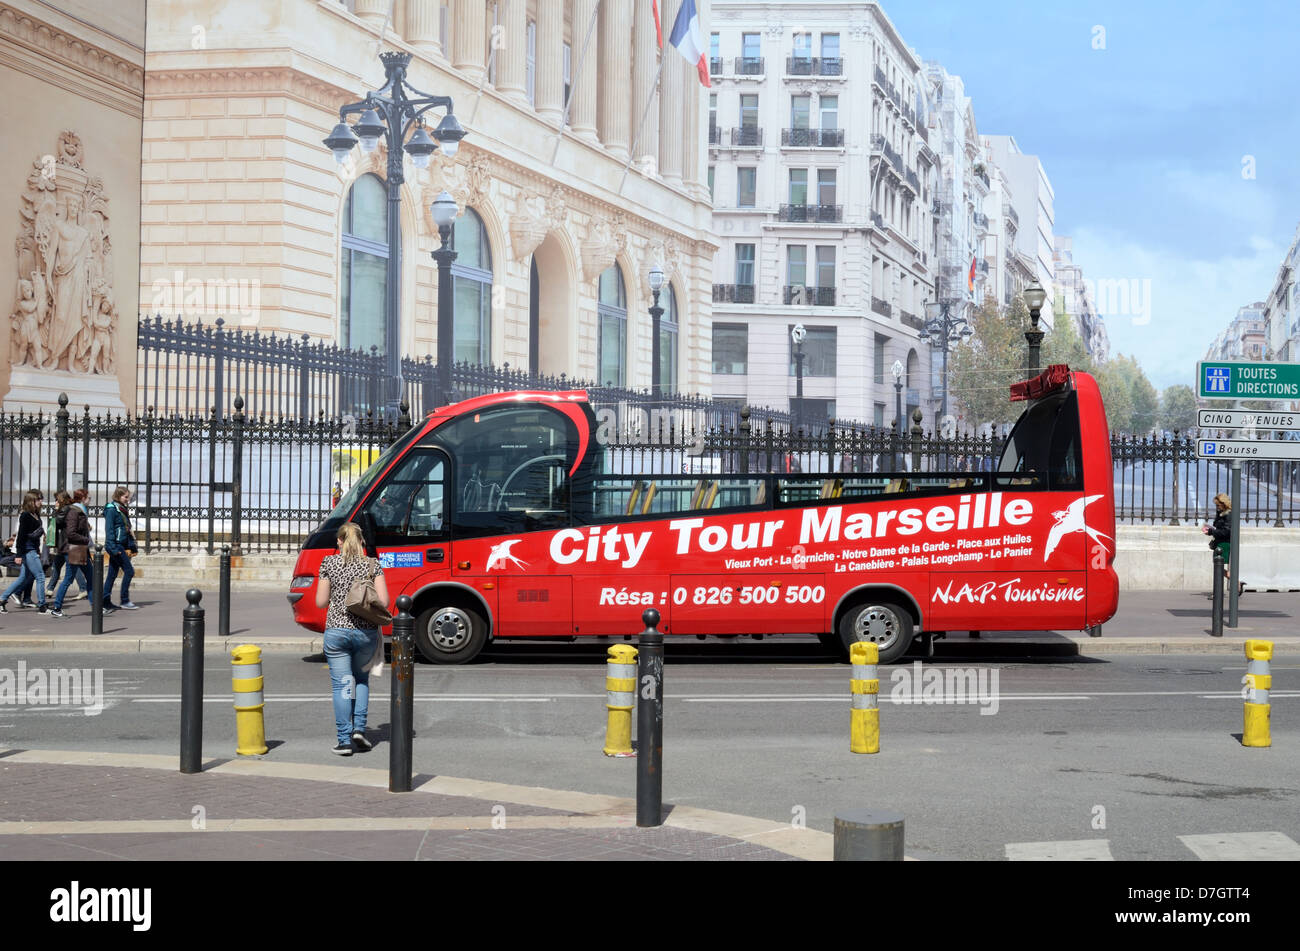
[625, 480, 644, 517]
[639, 481, 658, 514]
[885, 478, 909, 493]
[690, 479, 708, 508]
[820, 478, 843, 499]
[702, 480, 719, 509]
[948, 478, 973, 488]
[754, 481, 767, 505]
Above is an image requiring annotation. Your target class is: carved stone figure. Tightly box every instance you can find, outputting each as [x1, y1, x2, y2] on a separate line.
[9, 132, 116, 374]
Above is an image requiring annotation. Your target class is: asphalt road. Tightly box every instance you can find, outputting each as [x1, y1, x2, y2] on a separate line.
[2, 648, 1294, 861]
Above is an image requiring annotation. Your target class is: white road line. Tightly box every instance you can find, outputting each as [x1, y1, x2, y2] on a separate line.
[1178, 832, 1300, 861]
[130, 697, 554, 703]
[1005, 839, 1114, 861]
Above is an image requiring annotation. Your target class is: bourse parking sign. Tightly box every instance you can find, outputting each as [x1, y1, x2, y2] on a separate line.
[1204, 366, 1231, 394]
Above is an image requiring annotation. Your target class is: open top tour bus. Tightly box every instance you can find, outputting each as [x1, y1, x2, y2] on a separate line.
[288, 364, 1118, 663]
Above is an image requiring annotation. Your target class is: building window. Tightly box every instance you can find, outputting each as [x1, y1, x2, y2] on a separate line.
[874, 333, 887, 385]
[707, 166, 715, 200]
[789, 168, 808, 205]
[786, 245, 807, 287]
[735, 243, 755, 286]
[741, 32, 760, 61]
[793, 31, 811, 60]
[737, 167, 756, 207]
[821, 33, 839, 61]
[563, 42, 571, 108]
[874, 403, 885, 427]
[526, 19, 536, 103]
[487, 2, 499, 84]
[817, 169, 836, 205]
[658, 283, 679, 395]
[790, 94, 810, 130]
[451, 207, 492, 365]
[740, 94, 759, 131]
[815, 246, 835, 288]
[789, 325, 836, 376]
[712, 323, 748, 375]
[820, 95, 838, 130]
[340, 173, 388, 355]
[597, 265, 627, 387]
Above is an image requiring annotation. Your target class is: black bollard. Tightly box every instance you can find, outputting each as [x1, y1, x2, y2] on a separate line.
[90, 544, 104, 636]
[219, 545, 231, 638]
[180, 588, 204, 774]
[389, 596, 414, 793]
[636, 608, 664, 828]
[1211, 551, 1224, 638]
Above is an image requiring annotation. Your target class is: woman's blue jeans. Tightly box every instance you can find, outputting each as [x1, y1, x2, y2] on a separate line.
[103, 549, 134, 604]
[323, 627, 379, 745]
[53, 564, 92, 610]
[2, 551, 46, 607]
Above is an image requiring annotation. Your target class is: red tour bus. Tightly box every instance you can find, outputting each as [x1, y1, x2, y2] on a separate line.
[289, 364, 1118, 664]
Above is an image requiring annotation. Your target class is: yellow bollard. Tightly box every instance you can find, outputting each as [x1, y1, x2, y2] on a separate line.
[1242, 639, 1272, 748]
[850, 642, 880, 754]
[230, 644, 268, 756]
[603, 644, 638, 757]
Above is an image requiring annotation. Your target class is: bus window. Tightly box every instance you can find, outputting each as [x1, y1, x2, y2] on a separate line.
[996, 390, 1083, 490]
[430, 405, 580, 537]
[359, 448, 447, 544]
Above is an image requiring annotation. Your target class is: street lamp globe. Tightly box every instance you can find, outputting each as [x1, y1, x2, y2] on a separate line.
[433, 111, 466, 158]
[648, 262, 665, 292]
[323, 121, 359, 165]
[791, 323, 807, 345]
[404, 124, 437, 169]
[1024, 278, 1047, 315]
[431, 190, 458, 229]
[891, 359, 904, 383]
[354, 108, 386, 154]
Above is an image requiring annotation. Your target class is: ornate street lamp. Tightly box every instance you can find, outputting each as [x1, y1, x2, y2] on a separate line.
[1023, 277, 1048, 376]
[920, 299, 973, 426]
[648, 263, 665, 399]
[430, 190, 460, 408]
[324, 50, 467, 421]
[791, 323, 807, 432]
[892, 359, 905, 470]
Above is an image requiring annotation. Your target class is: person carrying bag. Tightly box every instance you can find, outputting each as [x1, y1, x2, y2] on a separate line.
[51, 489, 93, 618]
[103, 486, 140, 612]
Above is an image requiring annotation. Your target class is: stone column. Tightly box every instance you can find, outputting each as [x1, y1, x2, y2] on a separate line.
[570, 0, 600, 142]
[497, 0, 528, 101]
[355, 0, 388, 29]
[682, 42, 700, 190]
[657, 0, 683, 186]
[453, 0, 486, 83]
[535, 0, 564, 123]
[631, 0, 659, 169]
[597, 0, 632, 160]
[405, 0, 442, 56]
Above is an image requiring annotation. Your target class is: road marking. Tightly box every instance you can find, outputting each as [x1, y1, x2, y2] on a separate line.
[130, 697, 555, 703]
[0, 816, 636, 835]
[1005, 839, 1114, 861]
[1178, 832, 1300, 861]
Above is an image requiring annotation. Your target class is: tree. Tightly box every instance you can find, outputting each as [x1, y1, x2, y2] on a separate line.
[1159, 384, 1198, 433]
[1042, 310, 1094, 375]
[1094, 361, 1135, 433]
[946, 293, 1029, 430]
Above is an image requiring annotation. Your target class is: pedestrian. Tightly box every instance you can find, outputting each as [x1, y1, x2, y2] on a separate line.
[50, 489, 94, 619]
[13, 487, 45, 607]
[48, 491, 76, 599]
[314, 521, 387, 756]
[103, 486, 140, 612]
[1202, 492, 1244, 597]
[1, 491, 48, 614]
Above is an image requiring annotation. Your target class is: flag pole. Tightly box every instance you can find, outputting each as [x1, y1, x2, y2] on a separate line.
[618, 54, 667, 194]
[550, 0, 603, 165]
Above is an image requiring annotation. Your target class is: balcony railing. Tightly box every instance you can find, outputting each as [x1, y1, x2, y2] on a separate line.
[871, 297, 892, 317]
[783, 56, 843, 77]
[978, 260, 990, 274]
[973, 211, 989, 230]
[905, 168, 921, 193]
[713, 283, 756, 304]
[708, 123, 722, 145]
[1003, 203, 1019, 228]
[734, 56, 764, 76]
[974, 168, 990, 189]
[783, 285, 836, 306]
[778, 203, 844, 222]
[899, 310, 924, 331]
[871, 211, 885, 230]
[729, 126, 763, 147]
[781, 127, 845, 147]
[819, 57, 842, 76]
[872, 64, 902, 110]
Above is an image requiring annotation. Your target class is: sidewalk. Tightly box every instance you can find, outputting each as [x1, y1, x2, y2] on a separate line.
[0, 748, 821, 861]
[1, 587, 1297, 656]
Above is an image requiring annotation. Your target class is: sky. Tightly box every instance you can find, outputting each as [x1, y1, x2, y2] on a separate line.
[875, 0, 1300, 390]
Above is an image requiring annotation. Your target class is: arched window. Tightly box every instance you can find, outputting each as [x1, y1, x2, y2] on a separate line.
[452, 207, 493, 365]
[340, 174, 388, 354]
[658, 284, 679, 395]
[597, 265, 627, 387]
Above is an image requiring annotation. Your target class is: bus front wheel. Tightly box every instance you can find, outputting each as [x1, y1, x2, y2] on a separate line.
[414, 601, 488, 664]
[838, 600, 914, 664]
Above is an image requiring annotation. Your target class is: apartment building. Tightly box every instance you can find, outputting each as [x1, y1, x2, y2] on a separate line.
[1053, 236, 1108, 361]
[1262, 223, 1300, 362]
[983, 133, 1055, 329]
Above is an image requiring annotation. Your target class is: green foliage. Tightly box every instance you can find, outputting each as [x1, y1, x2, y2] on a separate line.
[1159, 384, 1198, 433]
[947, 293, 1029, 429]
[1042, 311, 1094, 375]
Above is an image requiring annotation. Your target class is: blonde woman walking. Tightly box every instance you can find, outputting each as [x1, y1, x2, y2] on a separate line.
[314, 521, 388, 755]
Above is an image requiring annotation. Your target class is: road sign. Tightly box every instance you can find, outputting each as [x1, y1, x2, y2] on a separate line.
[1196, 439, 1300, 461]
[1197, 409, 1300, 430]
[1197, 361, 1300, 399]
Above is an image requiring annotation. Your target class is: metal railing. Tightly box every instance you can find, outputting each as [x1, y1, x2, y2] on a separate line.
[871, 297, 892, 317]
[778, 203, 843, 222]
[782, 285, 836, 306]
[781, 128, 845, 147]
[713, 283, 756, 304]
[734, 56, 764, 75]
[729, 126, 763, 147]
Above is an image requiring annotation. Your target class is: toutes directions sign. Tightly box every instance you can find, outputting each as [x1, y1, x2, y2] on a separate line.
[1198, 361, 1300, 399]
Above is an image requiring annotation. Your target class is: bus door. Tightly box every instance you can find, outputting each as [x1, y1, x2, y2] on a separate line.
[355, 445, 453, 600]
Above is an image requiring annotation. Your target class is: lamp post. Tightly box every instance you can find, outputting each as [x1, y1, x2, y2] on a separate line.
[323, 50, 466, 421]
[1023, 277, 1047, 376]
[648, 263, 665, 400]
[791, 323, 807, 432]
[920, 299, 973, 426]
[430, 191, 460, 407]
[891, 359, 904, 471]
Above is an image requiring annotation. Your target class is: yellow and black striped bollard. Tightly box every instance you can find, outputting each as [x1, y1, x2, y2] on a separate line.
[231, 644, 268, 756]
[850, 642, 880, 754]
[1242, 639, 1272, 748]
[603, 644, 638, 757]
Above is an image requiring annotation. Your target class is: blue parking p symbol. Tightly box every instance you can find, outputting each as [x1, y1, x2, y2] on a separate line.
[1202, 442, 1215, 455]
[1205, 366, 1230, 393]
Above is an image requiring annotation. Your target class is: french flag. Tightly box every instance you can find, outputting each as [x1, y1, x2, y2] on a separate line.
[669, 0, 710, 87]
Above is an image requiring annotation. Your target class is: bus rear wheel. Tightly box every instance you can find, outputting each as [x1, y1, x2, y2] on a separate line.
[414, 601, 488, 664]
[838, 600, 914, 664]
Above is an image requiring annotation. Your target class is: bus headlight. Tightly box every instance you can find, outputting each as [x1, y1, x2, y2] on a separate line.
[290, 575, 315, 589]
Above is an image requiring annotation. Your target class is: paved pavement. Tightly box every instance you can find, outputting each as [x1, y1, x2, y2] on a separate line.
[1, 586, 1297, 655]
[0, 748, 820, 861]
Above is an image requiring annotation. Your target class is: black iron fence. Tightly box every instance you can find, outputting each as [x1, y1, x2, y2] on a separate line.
[5, 400, 1299, 555]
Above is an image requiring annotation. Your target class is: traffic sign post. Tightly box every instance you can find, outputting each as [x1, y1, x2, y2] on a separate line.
[1199, 361, 1300, 400]
[1196, 439, 1300, 462]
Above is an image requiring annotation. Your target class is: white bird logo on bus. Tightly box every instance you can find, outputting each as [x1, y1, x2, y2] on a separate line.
[1043, 495, 1111, 562]
[486, 539, 529, 571]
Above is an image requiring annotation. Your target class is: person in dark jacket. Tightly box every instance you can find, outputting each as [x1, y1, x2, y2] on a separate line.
[1, 491, 48, 613]
[13, 487, 44, 606]
[1202, 492, 1243, 596]
[50, 489, 93, 618]
[103, 485, 139, 611]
